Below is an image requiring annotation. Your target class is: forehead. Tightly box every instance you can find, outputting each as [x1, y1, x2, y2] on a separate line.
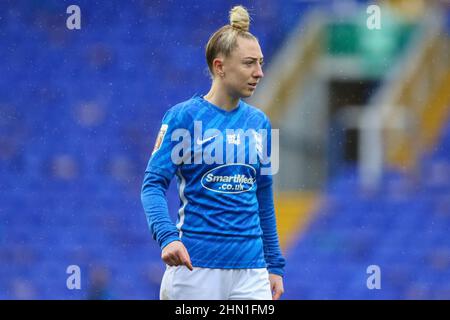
[232, 37, 263, 59]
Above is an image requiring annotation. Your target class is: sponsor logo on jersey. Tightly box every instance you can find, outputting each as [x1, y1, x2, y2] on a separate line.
[201, 163, 256, 194]
[196, 134, 219, 145]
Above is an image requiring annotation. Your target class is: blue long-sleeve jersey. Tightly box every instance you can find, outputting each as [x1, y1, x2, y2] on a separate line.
[141, 94, 286, 276]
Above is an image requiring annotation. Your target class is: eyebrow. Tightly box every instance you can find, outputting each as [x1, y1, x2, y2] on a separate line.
[242, 57, 264, 61]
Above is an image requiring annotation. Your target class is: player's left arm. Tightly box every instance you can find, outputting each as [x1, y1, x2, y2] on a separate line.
[256, 179, 285, 300]
[256, 116, 286, 300]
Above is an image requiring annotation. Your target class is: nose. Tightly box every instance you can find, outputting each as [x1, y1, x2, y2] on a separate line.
[253, 63, 264, 78]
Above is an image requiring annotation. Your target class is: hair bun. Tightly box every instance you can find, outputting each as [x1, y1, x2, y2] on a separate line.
[229, 5, 250, 32]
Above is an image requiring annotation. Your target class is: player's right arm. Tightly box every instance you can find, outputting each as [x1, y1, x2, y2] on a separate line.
[140, 106, 193, 271]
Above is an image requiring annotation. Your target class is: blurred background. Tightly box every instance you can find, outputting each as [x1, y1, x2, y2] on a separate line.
[0, 0, 449, 299]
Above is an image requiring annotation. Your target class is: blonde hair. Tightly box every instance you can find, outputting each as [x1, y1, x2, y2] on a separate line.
[205, 5, 258, 78]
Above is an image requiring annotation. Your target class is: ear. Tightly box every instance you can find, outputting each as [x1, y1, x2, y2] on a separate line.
[212, 57, 225, 78]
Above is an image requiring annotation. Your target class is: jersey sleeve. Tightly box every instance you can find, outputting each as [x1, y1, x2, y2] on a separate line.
[145, 107, 188, 179]
[256, 116, 274, 187]
[141, 170, 180, 249]
[256, 116, 286, 276]
[141, 107, 189, 250]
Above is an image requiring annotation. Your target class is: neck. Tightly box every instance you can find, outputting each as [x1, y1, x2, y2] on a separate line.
[204, 82, 240, 111]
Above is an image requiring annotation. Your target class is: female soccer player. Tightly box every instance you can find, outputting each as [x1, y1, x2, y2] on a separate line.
[141, 5, 285, 300]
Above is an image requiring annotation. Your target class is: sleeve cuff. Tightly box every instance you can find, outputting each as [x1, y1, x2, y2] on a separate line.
[160, 237, 181, 250]
[268, 267, 284, 277]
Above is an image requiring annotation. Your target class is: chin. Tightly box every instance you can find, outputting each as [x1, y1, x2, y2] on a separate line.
[241, 91, 254, 98]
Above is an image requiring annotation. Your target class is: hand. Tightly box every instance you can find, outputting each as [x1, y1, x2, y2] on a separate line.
[161, 241, 193, 271]
[269, 273, 284, 300]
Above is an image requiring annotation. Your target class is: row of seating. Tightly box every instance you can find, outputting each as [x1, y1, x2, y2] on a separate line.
[283, 120, 450, 299]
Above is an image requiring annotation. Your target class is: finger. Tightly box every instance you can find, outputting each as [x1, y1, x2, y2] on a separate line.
[172, 254, 184, 266]
[272, 290, 281, 300]
[163, 252, 182, 266]
[164, 256, 177, 266]
[184, 258, 194, 271]
[180, 248, 194, 271]
[271, 282, 282, 300]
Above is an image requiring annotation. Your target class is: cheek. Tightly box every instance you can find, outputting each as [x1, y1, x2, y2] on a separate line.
[235, 68, 250, 83]
[224, 67, 249, 89]
[226, 71, 245, 85]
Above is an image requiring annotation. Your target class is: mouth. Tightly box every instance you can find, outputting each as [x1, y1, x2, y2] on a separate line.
[248, 83, 258, 89]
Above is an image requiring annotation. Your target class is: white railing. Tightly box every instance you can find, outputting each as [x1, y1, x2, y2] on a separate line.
[358, 7, 447, 190]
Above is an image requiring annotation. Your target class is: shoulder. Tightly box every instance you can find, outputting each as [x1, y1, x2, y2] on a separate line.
[163, 96, 200, 123]
[165, 97, 197, 116]
[241, 100, 271, 126]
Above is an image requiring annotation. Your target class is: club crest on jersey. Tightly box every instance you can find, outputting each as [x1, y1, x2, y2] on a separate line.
[152, 124, 168, 155]
[226, 133, 241, 145]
